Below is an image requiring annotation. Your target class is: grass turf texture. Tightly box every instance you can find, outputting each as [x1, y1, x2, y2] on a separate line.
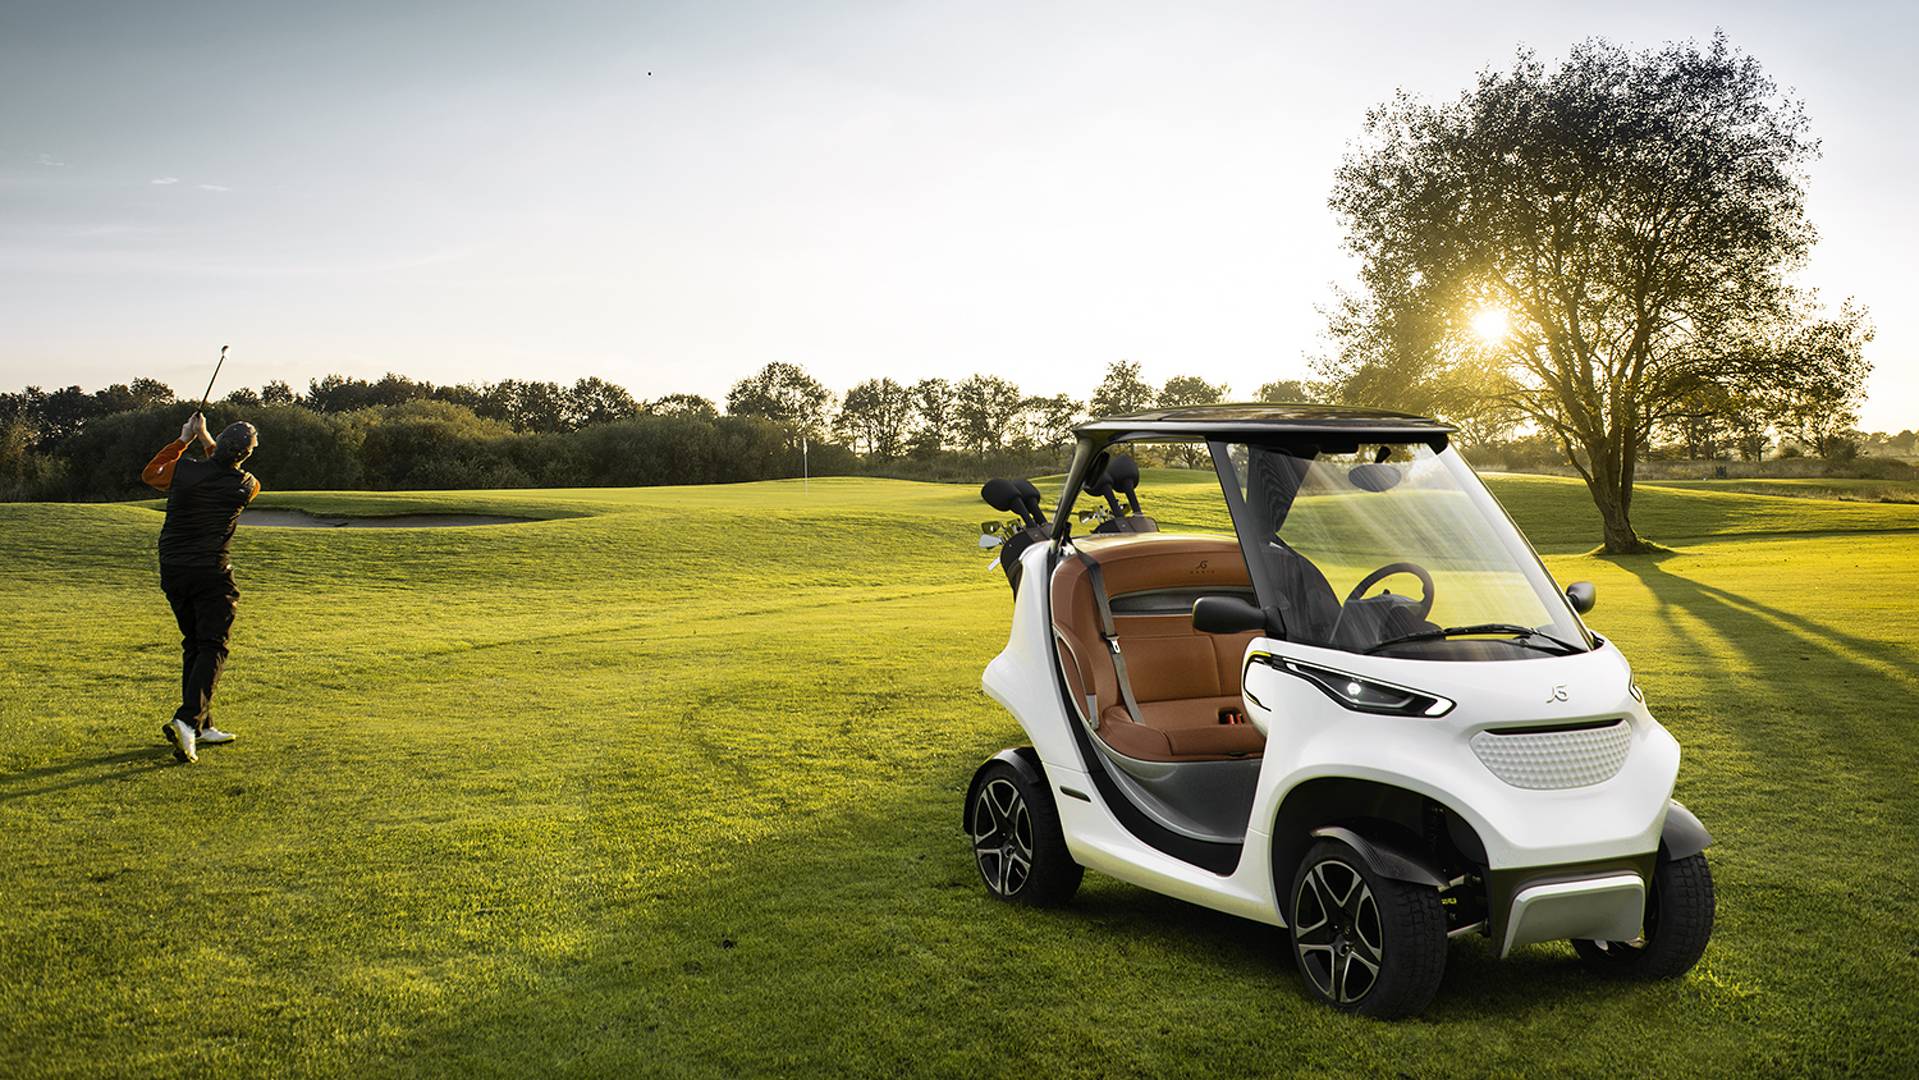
[2, 473, 1917, 1076]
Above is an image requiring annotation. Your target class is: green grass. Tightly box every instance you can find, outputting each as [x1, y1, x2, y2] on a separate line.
[3, 475, 1917, 1076]
[1642, 477, 1919, 505]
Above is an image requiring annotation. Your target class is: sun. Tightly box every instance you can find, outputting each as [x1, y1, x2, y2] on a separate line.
[1469, 306, 1510, 344]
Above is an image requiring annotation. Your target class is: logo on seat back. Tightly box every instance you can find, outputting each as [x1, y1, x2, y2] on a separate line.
[1190, 560, 1212, 576]
[1545, 684, 1569, 702]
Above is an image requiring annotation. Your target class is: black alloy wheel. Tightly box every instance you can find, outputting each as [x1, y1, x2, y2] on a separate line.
[969, 759, 1082, 906]
[1573, 852, 1715, 979]
[1289, 838, 1448, 1018]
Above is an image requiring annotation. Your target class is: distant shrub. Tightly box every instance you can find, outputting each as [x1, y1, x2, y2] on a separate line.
[0, 417, 66, 500]
[238, 405, 364, 490]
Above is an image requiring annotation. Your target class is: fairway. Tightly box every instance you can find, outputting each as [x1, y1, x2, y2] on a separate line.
[3, 473, 1917, 1076]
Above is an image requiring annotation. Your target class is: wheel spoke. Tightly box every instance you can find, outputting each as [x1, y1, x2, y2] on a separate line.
[991, 783, 1018, 823]
[973, 791, 1001, 842]
[1343, 881, 1372, 924]
[1297, 869, 1331, 923]
[972, 816, 1002, 848]
[1352, 929, 1383, 963]
[1294, 918, 1337, 946]
[1327, 863, 1358, 913]
[1338, 952, 1380, 1003]
[1296, 944, 1336, 997]
[1352, 889, 1382, 962]
[1322, 864, 1361, 910]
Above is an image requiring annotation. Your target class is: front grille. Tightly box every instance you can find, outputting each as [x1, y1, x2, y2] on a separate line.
[1470, 720, 1632, 790]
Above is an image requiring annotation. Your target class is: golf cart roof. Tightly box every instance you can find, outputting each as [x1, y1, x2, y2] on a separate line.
[1074, 403, 1453, 447]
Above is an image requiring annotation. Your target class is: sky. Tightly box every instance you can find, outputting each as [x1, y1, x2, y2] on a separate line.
[2, 0, 1914, 430]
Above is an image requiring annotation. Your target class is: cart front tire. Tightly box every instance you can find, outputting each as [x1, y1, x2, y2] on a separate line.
[1288, 838, 1447, 1019]
[969, 760, 1081, 907]
[1573, 852, 1714, 979]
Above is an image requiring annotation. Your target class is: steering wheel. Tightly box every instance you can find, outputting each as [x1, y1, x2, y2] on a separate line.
[1343, 561, 1435, 621]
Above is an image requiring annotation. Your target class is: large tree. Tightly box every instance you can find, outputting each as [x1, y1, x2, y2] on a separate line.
[1770, 304, 1874, 457]
[954, 374, 1025, 453]
[726, 362, 834, 444]
[1019, 393, 1083, 450]
[565, 377, 642, 428]
[1255, 379, 1308, 403]
[1159, 375, 1229, 466]
[835, 377, 914, 457]
[907, 378, 957, 455]
[1089, 360, 1157, 417]
[1322, 34, 1846, 552]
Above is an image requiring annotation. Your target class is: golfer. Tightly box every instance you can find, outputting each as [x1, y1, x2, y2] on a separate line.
[141, 412, 262, 763]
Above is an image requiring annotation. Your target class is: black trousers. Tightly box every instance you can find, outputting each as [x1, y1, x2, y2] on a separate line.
[160, 563, 239, 731]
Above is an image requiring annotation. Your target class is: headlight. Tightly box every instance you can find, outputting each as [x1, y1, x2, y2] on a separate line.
[1272, 658, 1455, 717]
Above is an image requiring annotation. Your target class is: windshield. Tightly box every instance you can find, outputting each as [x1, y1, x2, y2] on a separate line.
[1223, 442, 1589, 659]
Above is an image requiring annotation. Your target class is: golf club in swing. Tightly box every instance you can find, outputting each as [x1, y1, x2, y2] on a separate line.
[198, 344, 229, 412]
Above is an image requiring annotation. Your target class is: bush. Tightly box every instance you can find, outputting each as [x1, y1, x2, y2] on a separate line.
[353, 401, 525, 489]
[238, 405, 364, 490]
[0, 418, 66, 500]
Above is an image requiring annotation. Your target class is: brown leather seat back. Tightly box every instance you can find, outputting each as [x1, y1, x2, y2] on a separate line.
[1051, 535, 1259, 722]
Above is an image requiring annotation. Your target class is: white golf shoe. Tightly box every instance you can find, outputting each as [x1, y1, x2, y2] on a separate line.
[197, 725, 236, 746]
[163, 719, 198, 764]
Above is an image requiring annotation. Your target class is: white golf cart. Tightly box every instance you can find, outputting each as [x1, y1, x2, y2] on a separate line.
[967, 405, 1713, 1018]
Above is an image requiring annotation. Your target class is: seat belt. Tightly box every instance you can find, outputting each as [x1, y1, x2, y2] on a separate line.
[1077, 551, 1146, 727]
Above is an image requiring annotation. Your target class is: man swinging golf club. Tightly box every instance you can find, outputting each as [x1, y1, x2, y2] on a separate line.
[142, 410, 262, 763]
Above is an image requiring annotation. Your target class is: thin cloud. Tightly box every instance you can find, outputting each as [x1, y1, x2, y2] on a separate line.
[197, 183, 231, 192]
[151, 176, 180, 185]
[35, 153, 65, 167]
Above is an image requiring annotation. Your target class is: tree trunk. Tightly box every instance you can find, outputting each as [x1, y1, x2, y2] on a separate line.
[1575, 434, 1654, 554]
[1587, 475, 1649, 553]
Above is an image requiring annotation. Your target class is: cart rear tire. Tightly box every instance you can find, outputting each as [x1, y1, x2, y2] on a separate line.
[969, 760, 1081, 907]
[1288, 838, 1447, 1019]
[1573, 852, 1714, 979]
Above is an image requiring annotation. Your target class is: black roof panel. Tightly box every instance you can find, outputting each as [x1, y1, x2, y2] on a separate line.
[1074, 403, 1453, 442]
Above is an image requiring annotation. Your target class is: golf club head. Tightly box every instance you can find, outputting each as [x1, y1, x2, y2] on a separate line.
[1085, 463, 1124, 516]
[1104, 453, 1140, 495]
[980, 478, 1022, 515]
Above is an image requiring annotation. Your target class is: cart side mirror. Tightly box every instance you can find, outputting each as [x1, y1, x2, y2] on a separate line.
[1566, 581, 1596, 614]
[1193, 595, 1276, 636]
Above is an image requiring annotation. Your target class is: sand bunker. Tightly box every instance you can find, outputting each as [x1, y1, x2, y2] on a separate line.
[239, 509, 534, 528]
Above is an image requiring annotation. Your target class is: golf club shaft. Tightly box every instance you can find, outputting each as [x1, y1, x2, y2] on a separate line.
[198, 344, 229, 411]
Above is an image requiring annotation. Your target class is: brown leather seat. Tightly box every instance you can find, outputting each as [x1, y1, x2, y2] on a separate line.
[1052, 535, 1265, 763]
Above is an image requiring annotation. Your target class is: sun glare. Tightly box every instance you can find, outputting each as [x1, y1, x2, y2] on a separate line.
[1469, 307, 1510, 344]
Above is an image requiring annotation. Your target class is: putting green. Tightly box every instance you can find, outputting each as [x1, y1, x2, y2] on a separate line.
[1, 473, 1915, 1075]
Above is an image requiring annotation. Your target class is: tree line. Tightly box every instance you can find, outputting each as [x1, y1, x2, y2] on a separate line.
[0, 361, 1301, 501]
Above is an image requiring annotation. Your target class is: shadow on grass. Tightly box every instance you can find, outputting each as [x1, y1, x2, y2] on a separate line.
[358, 735, 1699, 1077]
[0, 746, 175, 803]
[1599, 550, 1916, 791]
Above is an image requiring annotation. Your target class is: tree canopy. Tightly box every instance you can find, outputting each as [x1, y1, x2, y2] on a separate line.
[1319, 33, 1870, 551]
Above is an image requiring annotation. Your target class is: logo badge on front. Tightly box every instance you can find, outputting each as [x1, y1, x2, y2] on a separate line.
[1546, 685, 1569, 702]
